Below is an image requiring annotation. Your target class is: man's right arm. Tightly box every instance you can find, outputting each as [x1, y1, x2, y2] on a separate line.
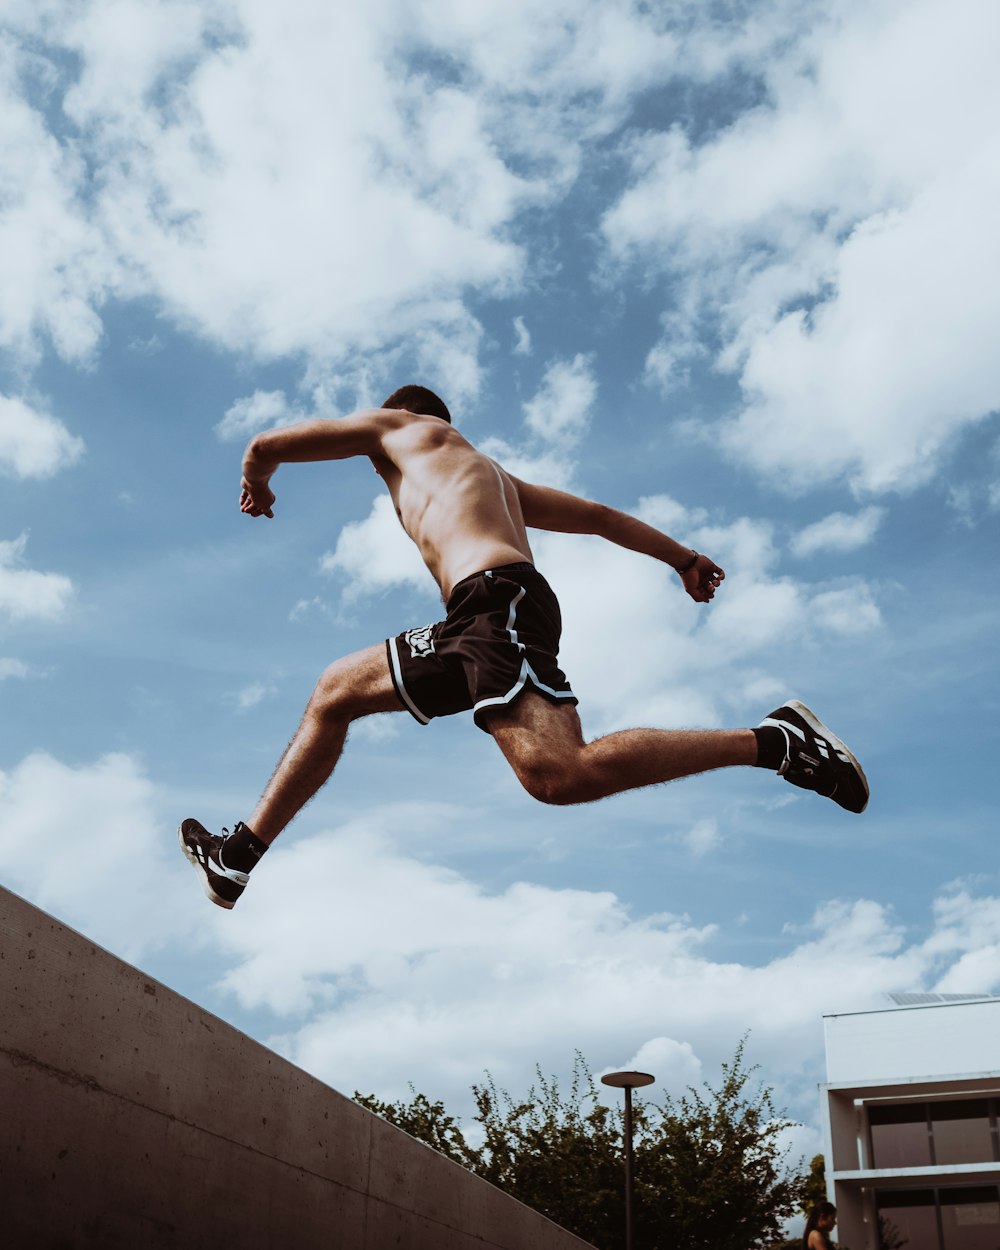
[239, 410, 395, 518]
[513, 477, 724, 603]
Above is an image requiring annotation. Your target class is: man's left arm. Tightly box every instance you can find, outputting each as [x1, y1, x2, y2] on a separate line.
[513, 478, 724, 603]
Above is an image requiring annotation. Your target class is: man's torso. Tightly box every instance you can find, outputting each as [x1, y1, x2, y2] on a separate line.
[370, 414, 534, 597]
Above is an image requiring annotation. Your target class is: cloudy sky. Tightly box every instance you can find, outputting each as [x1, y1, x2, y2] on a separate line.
[3, 0, 1000, 1166]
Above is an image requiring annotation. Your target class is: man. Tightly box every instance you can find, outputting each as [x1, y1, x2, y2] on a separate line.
[180, 384, 868, 909]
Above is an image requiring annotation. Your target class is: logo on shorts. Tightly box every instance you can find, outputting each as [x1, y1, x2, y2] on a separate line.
[404, 624, 436, 659]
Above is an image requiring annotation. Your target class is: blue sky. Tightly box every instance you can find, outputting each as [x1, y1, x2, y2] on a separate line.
[3, 0, 1000, 1164]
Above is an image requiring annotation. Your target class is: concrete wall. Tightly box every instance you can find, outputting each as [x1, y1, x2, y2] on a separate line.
[0, 886, 595, 1250]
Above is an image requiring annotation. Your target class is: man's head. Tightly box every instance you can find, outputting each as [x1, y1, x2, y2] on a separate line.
[382, 384, 452, 424]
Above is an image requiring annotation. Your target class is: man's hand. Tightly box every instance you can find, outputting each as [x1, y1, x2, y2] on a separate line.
[240, 476, 276, 519]
[680, 553, 724, 603]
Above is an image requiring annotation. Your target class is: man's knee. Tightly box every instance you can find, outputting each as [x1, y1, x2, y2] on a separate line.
[308, 647, 398, 723]
[514, 757, 584, 806]
[310, 660, 360, 721]
[487, 698, 593, 804]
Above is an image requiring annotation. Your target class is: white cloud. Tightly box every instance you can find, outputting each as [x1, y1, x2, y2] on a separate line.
[3, 747, 996, 1135]
[680, 818, 720, 859]
[601, 1036, 703, 1102]
[790, 507, 884, 557]
[473, 353, 598, 490]
[0, 0, 776, 391]
[924, 891, 1000, 965]
[17, 2, 528, 383]
[512, 316, 532, 356]
[478, 437, 579, 491]
[0, 393, 84, 479]
[414, 0, 681, 106]
[205, 814, 1000, 1121]
[320, 493, 433, 600]
[0, 36, 111, 365]
[349, 715, 401, 744]
[0, 750, 199, 959]
[603, 0, 1000, 493]
[809, 585, 882, 636]
[523, 354, 597, 445]
[725, 161, 1000, 492]
[0, 533, 74, 622]
[288, 596, 334, 623]
[0, 657, 30, 679]
[216, 390, 303, 443]
[1, 2, 540, 388]
[235, 682, 275, 711]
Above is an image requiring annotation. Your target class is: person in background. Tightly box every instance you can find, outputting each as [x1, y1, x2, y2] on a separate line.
[804, 1202, 838, 1250]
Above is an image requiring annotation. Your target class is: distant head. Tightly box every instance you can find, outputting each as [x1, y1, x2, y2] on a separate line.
[803, 1202, 837, 1246]
[382, 384, 452, 424]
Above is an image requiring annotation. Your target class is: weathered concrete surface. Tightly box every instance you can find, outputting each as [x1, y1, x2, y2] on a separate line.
[0, 886, 595, 1250]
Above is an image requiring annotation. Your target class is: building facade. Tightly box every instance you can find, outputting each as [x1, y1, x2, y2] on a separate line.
[821, 995, 1000, 1250]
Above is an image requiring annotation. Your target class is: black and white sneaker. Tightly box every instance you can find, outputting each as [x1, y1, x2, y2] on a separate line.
[759, 700, 869, 813]
[178, 818, 250, 909]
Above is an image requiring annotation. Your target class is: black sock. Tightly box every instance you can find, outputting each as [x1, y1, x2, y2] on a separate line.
[752, 726, 787, 771]
[221, 822, 269, 873]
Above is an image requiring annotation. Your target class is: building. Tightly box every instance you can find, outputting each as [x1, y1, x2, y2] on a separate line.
[821, 994, 1000, 1250]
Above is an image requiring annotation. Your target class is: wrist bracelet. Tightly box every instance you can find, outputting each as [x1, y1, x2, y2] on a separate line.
[677, 550, 699, 575]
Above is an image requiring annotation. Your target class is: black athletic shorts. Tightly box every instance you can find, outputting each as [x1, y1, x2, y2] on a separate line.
[386, 562, 578, 731]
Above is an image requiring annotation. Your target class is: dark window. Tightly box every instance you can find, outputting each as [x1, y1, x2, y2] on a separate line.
[878, 1189, 939, 1250]
[871, 1104, 933, 1169]
[939, 1185, 1000, 1250]
[931, 1102, 995, 1167]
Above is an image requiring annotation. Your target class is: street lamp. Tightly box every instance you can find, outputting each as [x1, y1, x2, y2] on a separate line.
[601, 1070, 655, 1250]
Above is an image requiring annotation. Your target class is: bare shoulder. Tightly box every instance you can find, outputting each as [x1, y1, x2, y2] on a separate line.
[330, 407, 423, 456]
[349, 407, 410, 437]
[378, 411, 471, 457]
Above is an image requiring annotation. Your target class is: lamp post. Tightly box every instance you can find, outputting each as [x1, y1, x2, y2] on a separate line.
[601, 1070, 655, 1250]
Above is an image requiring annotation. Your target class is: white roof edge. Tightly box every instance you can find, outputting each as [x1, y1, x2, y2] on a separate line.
[823, 998, 1000, 1020]
[822, 1070, 1000, 1092]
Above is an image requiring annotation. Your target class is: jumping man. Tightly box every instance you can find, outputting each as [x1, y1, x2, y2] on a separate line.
[180, 385, 868, 908]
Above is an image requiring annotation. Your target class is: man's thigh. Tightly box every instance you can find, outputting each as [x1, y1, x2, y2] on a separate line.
[480, 690, 586, 771]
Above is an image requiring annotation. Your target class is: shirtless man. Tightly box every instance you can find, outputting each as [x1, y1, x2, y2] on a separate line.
[180, 384, 868, 909]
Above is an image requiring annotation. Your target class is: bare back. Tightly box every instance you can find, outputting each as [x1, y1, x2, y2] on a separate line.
[372, 413, 534, 598]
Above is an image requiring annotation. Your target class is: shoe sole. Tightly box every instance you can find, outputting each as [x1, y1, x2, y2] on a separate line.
[785, 699, 870, 814]
[178, 822, 238, 910]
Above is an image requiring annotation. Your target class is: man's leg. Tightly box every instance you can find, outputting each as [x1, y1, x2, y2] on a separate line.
[248, 643, 404, 843]
[481, 691, 756, 805]
[181, 644, 405, 909]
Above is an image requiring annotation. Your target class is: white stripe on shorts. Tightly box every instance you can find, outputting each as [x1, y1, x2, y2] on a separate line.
[387, 635, 431, 724]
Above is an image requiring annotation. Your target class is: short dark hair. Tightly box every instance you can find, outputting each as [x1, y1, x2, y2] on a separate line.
[382, 384, 452, 424]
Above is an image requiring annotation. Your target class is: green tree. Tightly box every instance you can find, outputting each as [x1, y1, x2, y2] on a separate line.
[799, 1154, 828, 1216]
[633, 1039, 805, 1250]
[356, 1039, 809, 1250]
[472, 1056, 627, 1246]
[353, 1086, 481, 1171]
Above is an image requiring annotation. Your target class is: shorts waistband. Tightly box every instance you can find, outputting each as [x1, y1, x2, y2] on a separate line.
[448, 561, 537, 600]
